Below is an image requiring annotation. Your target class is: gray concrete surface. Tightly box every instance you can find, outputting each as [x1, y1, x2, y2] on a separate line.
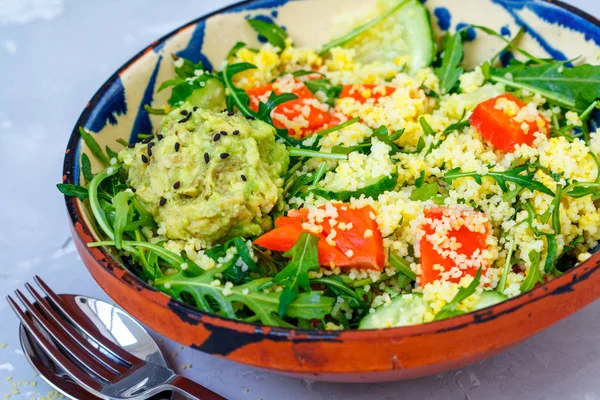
[0, 0, 599, 399]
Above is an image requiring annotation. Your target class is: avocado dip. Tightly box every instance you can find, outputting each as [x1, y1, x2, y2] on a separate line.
[119, 105, 289, 244]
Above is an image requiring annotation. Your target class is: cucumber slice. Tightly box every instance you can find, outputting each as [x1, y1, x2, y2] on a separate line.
[346, 0, 435, 73]
[359, 293, 428, 329]
[187, 79, 226, 111]
[474, 290, 508, 310]
[312, 172, 398, 201]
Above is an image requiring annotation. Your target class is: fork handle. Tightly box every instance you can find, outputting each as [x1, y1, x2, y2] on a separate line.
[168, 375, 225, 400]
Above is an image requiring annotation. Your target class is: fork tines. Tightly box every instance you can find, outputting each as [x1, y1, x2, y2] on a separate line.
[6, 276, 142, 392]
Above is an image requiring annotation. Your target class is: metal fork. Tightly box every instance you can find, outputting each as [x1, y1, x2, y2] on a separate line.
[7, 276, 225, 400]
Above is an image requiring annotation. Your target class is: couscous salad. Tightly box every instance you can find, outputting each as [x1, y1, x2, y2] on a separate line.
[59, 0, 600, 330]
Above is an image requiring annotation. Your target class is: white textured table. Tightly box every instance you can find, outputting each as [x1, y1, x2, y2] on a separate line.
[0, 1, 599, 399]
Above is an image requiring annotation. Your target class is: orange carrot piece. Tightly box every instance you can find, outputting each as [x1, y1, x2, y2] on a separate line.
[469, 93, 549, 152]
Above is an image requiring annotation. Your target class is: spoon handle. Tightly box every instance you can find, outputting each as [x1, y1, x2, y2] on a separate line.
[168, 375, 226, 400]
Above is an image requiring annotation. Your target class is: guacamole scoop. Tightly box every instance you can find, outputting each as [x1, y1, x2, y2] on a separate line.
[119, 106, 289, 244]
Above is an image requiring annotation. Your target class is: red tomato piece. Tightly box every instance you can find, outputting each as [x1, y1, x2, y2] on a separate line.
[255, 204, 385, 270]
[246, 79, 331, 139]
[419, 207, 490, 286]
[469, 93, 549, 152]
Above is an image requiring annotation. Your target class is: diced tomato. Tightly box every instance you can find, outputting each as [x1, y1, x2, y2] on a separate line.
[255, 204, 385, 270]
[340, 84, 396, 104]
[246, 79, 331, 139]
[469, 93, 549, 153]
[419, 207, 490, 286]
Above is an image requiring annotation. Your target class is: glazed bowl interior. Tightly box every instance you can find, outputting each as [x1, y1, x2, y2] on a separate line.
[63, 0, 600, 382]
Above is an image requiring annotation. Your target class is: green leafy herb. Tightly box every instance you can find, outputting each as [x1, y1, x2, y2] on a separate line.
[79, 127, 110, 165]
[112, 191, 133, 250]
[372, 125, 404, 155]
[221, 62, 258, 116]
[435, 32, 464, 94]
[273, 232, 321, 317]
[304, 79, 343, 107]
[520, 250, 543, 292]
[256, 91, 298, 121]
[143, 105, 167, 115]
[434, 266, 483, 321]
[247, 18, 288, 50]
[489, 62, 600, 111]
[565, 152, 600, 198]
[388, 251, 417, 281]
[471, 25, 546, 65]
[544, 234, 558, 273]
[81, 153, 94, 182]
[444, 164, 554, 196]
[227, 41, 247, 58]
[498, 236, 515, 293]
[318, 0, 408, 55]
[317, 117, 360, 136]
[56, 183, 89, 200]
[287, 147, 348, 160]
[312, 172, 398, 202]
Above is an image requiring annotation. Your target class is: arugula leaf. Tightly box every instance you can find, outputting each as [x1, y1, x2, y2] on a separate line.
[544, 234, 558, 273]
[174, 58, 204, 79]
[256, 91, 298, 121]
[434, 266, 483, 321]
[566, 152, 600, 198]
[388, 251, 417, 281]
[273, 232, 320, 317]
[443, 111, 470, 134]
[112, 191, 133, 250]
[81, 153, 94, 182]
[287, 148, 348, 160]
[79, 127, 110, 165]
[435, 32, 464, 95]
[410, 182, 439, 201]
[489, 62, 600, 111]
[56, 183, 89, 200]
[230, 237, 259, 273]
[292, 70, 326, 79]
[470, 25, 546, 65]
[372, 125, 403, 155]
[316, 117, 360, 136]
[227, 41, 247, 58]
[318, 0, 408, 55]
[247, 18, 288, 50]
[221, 62, 259, 116]
[304, 79, 343, 107]
[445, 164, 554, 196]
[311, 276, 368, 310]
[520, 250, 543, 292]
[312, 172, 398, 202]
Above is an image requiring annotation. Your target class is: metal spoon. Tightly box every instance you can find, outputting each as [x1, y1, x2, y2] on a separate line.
[19, 294, 172, 400]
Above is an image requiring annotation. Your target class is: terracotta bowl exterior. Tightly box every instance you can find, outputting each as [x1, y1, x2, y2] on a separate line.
[62, 0, 600, 382]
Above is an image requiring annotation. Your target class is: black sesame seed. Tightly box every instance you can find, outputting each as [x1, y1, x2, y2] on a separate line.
[245, 115, 256, 120]
[227, 111, 235, 116]
[141, 154, 149, 163]
[178, 113, 192, 123]
[142, 135, 154, 144]
[147, 148, 153, 157]
[131, 187, 136, 193]
[193, 106, 199, 112]
[174, 142, 181, 152]
[220, 153, 229, 159]
[213, 133, 221, 142]
[241, 174, 247, 181]
[180, 110, 188, 116]
[233, 130, 240, 135]
[157, 134, 164, 141]
[159, 197, 167, 206]
[128, 142, 135, 148]
[220, 130, 227, 136]
[148, 142, 155, 149]
[173, 181, 181, 189]
[221, 109, 228, 113]
[204, 152, 210, 163]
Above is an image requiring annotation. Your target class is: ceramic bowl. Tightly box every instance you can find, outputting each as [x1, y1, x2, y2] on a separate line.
[62, 0, 600, 382]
